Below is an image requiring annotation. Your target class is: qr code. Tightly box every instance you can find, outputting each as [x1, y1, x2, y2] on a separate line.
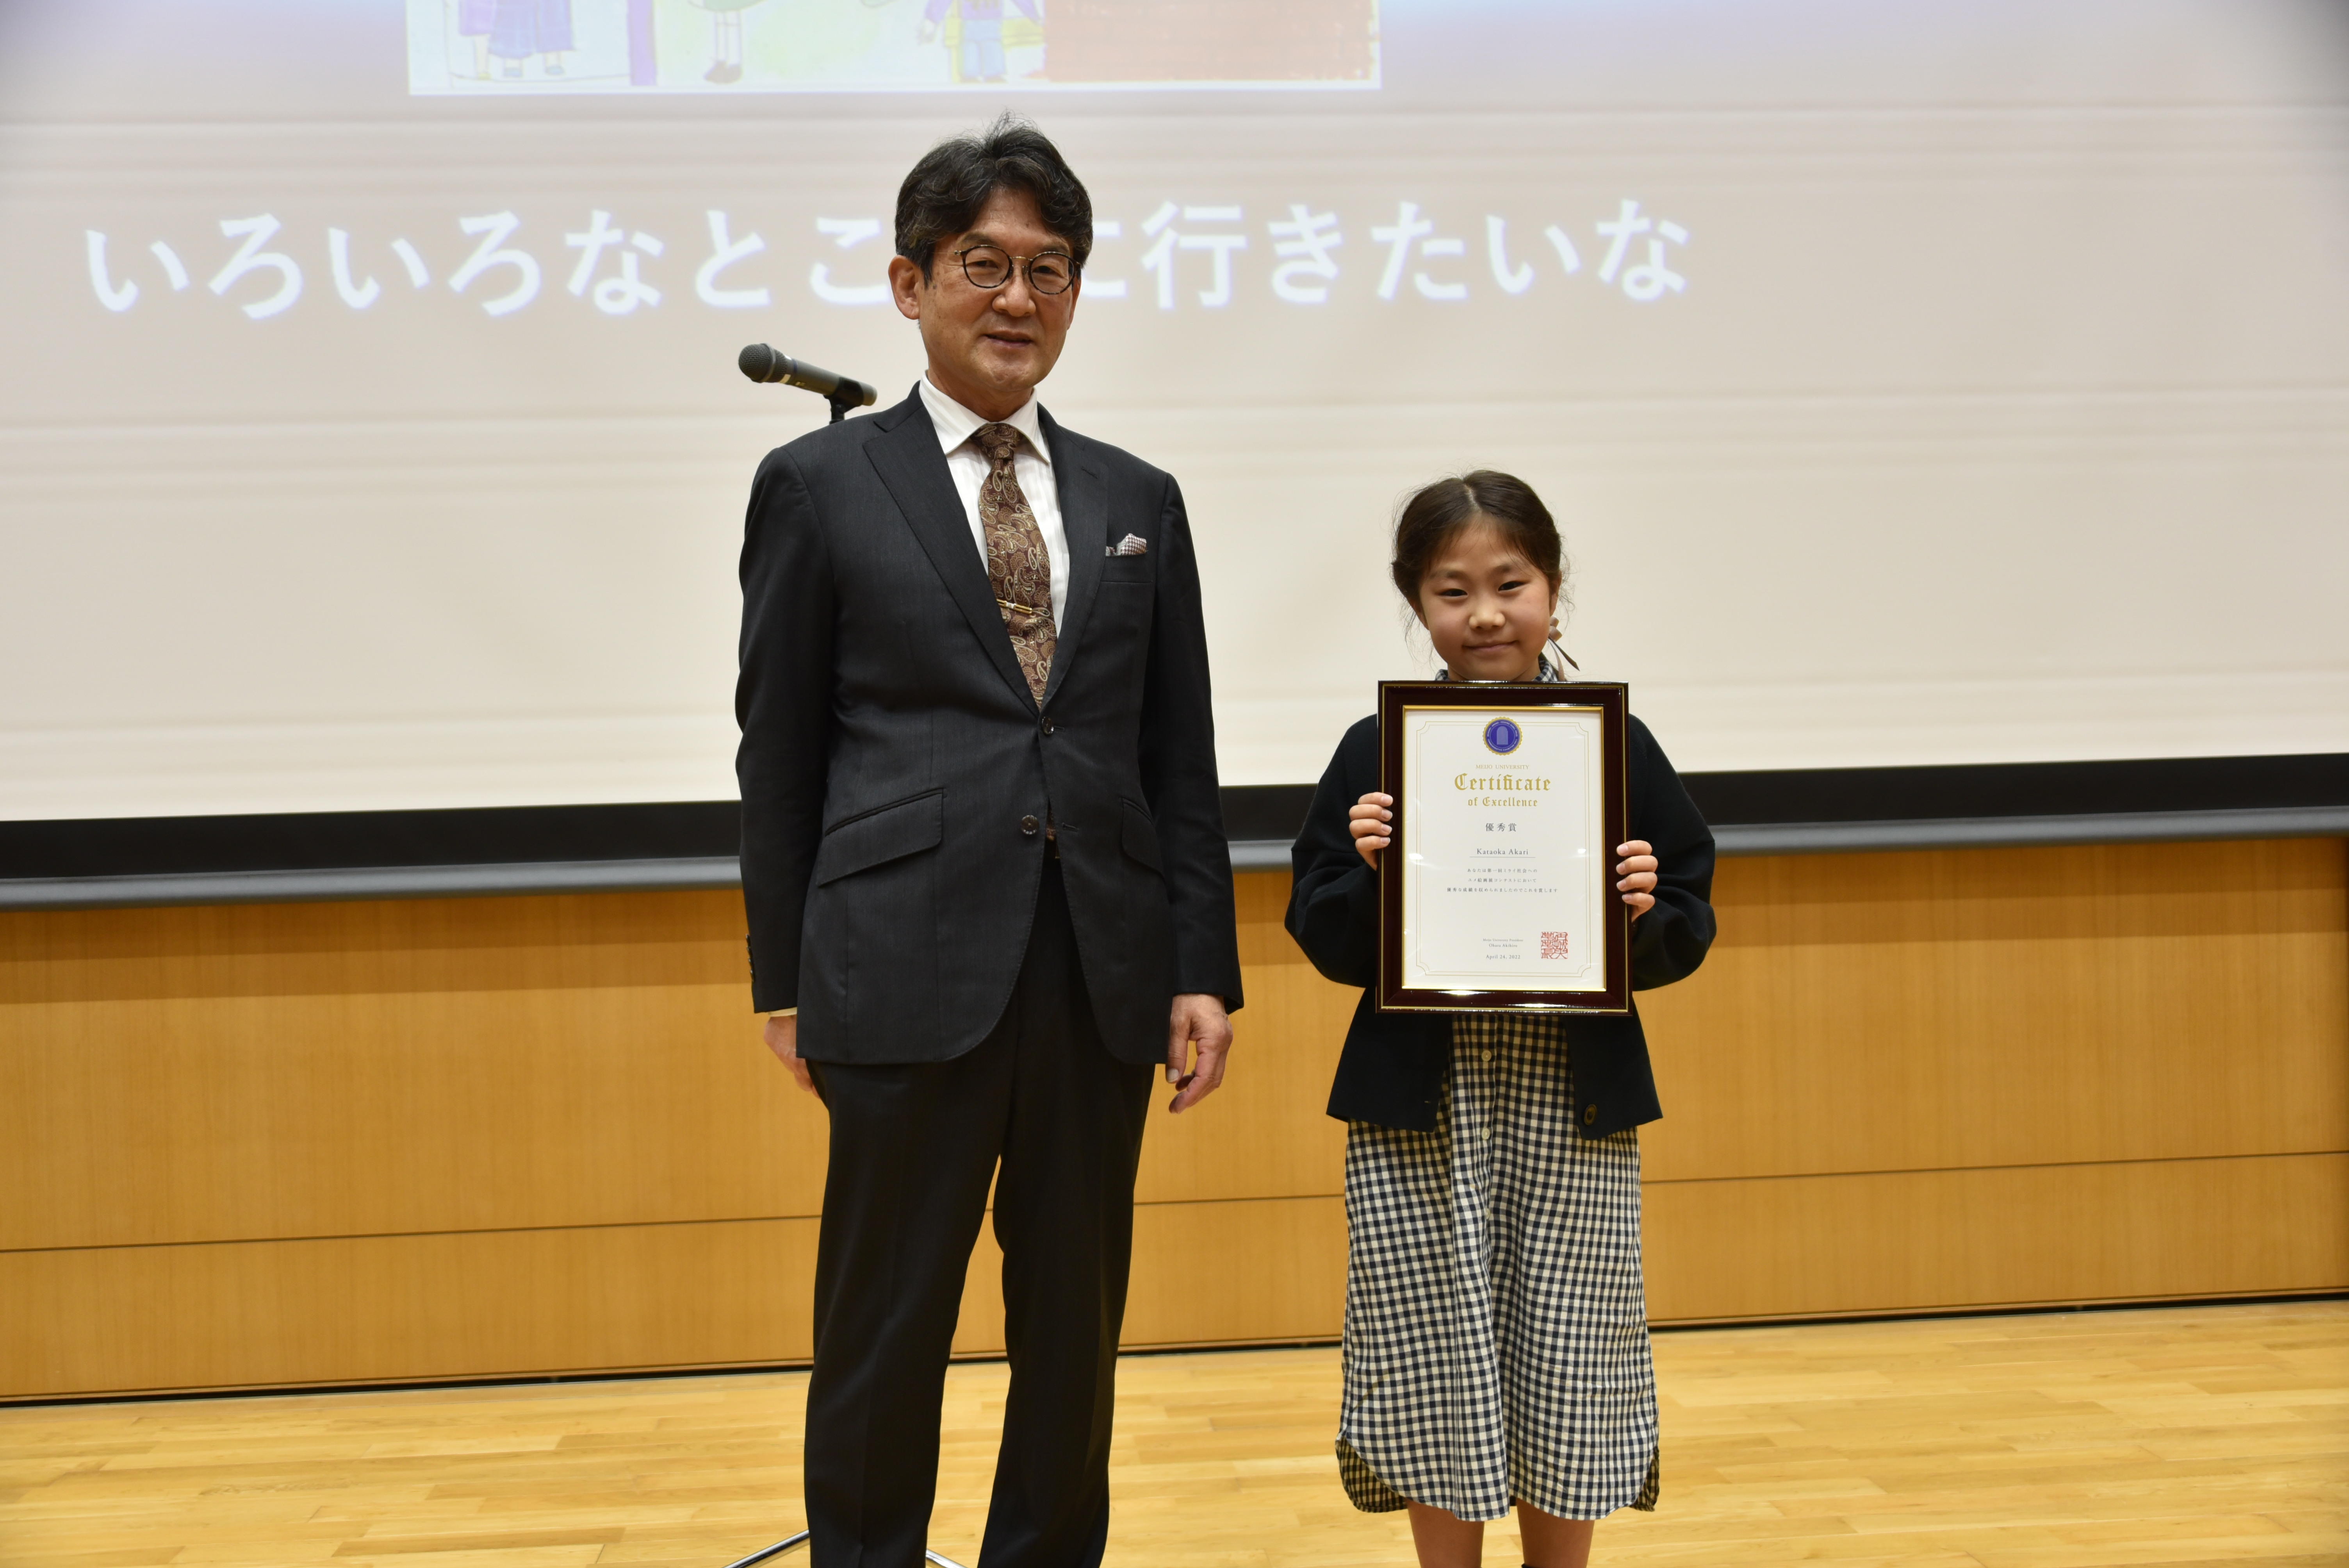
[1540, 931, 1571, 960]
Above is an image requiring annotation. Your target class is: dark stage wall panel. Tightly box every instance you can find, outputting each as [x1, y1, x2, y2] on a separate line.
[2, 842, 2343, 1399]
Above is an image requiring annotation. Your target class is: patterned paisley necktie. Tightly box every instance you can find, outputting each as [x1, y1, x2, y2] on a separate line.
[974, 422, 1055, 704]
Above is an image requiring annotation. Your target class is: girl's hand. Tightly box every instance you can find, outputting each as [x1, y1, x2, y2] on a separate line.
[1615, 840, 1658, 919]
[1349, 792, 1394, 868]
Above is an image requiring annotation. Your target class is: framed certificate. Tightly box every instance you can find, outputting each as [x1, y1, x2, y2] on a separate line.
[1376, 681, 1631, 1014]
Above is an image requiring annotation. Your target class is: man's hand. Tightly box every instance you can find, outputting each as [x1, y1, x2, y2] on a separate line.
[1165, 992, 1232, 1114]
[763, 1012, 818, 1096]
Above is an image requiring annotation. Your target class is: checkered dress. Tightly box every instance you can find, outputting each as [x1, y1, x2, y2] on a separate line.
[1336, 1011, 1661, 1522]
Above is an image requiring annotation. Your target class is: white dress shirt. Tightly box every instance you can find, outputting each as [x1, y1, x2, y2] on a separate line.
[918, 374, 1069, 628]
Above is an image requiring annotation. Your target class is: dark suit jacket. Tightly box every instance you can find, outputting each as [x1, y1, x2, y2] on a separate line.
[735, 387, 1243, 1066]
[1285, 711, 1715, 1137]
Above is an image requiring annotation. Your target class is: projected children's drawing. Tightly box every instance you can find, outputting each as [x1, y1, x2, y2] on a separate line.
[456, 0, 493, 78]
[406, 0, 1378, 93]
[920, 0, 1045, 86]
[426, 0, 623, 87]
[481, 0, 576, 80]
[695, 0, 768, 85]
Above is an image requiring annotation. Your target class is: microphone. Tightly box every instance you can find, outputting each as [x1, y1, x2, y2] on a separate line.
[739, 344, 878, 422]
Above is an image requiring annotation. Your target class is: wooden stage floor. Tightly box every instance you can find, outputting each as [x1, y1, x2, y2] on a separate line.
[2, 1302, 2342, 1568]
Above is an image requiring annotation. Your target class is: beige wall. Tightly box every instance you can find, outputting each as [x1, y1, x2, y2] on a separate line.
[2, 839, 2344, 1400]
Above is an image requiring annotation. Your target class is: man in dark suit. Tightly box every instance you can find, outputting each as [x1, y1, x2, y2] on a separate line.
[735, 118, 1243, 1568]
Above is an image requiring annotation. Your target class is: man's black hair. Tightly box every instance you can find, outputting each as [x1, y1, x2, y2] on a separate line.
[895, 114, 1093, 280]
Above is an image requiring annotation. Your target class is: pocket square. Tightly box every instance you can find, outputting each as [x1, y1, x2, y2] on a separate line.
[1109, 534, 1149, 557]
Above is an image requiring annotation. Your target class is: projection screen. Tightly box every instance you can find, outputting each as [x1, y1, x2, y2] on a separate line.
[1, 0, 2344, 822]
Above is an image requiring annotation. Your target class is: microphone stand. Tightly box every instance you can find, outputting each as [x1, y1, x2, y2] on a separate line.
[720, 1530, 967, 1568]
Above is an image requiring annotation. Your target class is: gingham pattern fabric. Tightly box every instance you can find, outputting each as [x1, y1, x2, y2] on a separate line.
[1336, 1011, 1661, 1522]
[974, 421, 1056, 703]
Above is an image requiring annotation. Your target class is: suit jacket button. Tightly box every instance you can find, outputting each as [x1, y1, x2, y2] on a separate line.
[1020, 814, 1040, 835]
[1583, 1105, 1599, 1126]
[1040, 716, 1055, 736]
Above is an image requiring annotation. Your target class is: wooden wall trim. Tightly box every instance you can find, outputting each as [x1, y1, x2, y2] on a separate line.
[1644, 1153, 2349, 1324]
[2, 841, 2341, 1399]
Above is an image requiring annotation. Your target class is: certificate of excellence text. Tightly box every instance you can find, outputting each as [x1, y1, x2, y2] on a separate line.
[1400, 705, 1609, 994]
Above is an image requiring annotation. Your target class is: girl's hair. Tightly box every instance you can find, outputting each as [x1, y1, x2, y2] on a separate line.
[1390, 470, 1565, 603]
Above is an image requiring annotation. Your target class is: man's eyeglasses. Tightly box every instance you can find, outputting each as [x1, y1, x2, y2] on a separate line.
[954, 244, 1077, 296]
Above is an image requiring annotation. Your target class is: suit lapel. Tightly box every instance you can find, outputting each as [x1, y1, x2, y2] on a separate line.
[864, 391, 1034, 708]
[1039, 407, 1106, 709]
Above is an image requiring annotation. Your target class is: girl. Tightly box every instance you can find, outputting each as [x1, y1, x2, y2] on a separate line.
[1285, 472, 1717, 1568]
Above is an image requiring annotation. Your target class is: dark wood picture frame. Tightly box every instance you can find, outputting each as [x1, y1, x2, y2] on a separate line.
[1376, 680, 1632, 1014]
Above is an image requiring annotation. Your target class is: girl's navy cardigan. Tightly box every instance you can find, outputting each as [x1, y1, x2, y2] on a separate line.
[1284, 711, 1718, 1136]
